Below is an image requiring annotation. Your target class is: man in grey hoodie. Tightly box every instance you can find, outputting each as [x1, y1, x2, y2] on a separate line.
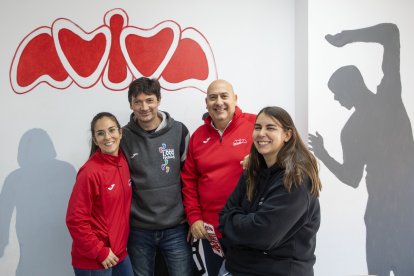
[121, 77, 192, 276]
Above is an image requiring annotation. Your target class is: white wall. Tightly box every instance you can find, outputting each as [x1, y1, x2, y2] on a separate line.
[3, 0, 414, 275]
[0, 1, 295, 275]
[309, 0, 414, 275]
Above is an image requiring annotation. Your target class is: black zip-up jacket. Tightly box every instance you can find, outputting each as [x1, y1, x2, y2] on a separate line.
[219, 165, 320, 276]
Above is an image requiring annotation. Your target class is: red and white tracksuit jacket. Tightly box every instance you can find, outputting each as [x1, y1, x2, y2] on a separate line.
[181, 107, 255, 238]
[66, 149, 131, 269]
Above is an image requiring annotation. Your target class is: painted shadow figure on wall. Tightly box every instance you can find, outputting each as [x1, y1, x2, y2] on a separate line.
[309, 23, 414, 276]
[0, 128, 76, 276]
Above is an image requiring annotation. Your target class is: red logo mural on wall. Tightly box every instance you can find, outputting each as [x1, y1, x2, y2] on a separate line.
[10, 8, 217, 94]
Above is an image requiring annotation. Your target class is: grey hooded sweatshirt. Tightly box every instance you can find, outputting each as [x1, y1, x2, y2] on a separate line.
[121, 111, 189, 229]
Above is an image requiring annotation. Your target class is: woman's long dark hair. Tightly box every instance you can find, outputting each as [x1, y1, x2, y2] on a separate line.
[89, 112, 121, 157]
[246, 106, 321, 201]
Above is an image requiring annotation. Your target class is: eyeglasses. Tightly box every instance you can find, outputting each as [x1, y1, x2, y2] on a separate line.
[95, 127, 120, 139]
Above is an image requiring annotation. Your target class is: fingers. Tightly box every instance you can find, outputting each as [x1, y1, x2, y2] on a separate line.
[308, 132, 323, 142]
[200, 228, 209, 240]
[190, 220, 209, 240]
[240, 160, 248, 170]
[103, 260, 117, 269]
[194, 224, 209, 240]
[240, 154, 250, 170]
[102, 260, 115, 269]
[112, 255, 119, 263]
[101, 249, 119, 269]
[190, 224, 201, 239]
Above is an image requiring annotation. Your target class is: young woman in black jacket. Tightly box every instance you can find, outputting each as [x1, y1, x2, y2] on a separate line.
[219, 106, 322, 276]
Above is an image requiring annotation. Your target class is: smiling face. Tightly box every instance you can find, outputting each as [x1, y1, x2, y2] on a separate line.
[93, 116, 122, 156]
[253, 113, 291, 167]
[130, 92, 161, 130]
[205, 80, 237, 131]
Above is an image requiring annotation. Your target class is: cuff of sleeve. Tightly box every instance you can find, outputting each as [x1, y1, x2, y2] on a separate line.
[188, 214, 203, 226]
[97, 247, 109, 263]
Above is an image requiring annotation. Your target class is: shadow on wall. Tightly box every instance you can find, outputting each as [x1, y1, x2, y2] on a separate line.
[309, 23, 414, 276]
[0, 128, 76, 276]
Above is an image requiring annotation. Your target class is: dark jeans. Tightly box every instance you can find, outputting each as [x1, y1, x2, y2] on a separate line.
[74, 255, 133, 276]
[128, 224, 192, 276]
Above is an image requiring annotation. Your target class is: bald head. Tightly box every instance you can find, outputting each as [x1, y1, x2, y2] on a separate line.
[205, 79, 238, 131]
[207, 79, 235, 95]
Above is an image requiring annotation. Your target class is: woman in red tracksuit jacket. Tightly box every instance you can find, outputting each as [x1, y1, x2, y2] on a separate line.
[66, 112, 133, 276]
